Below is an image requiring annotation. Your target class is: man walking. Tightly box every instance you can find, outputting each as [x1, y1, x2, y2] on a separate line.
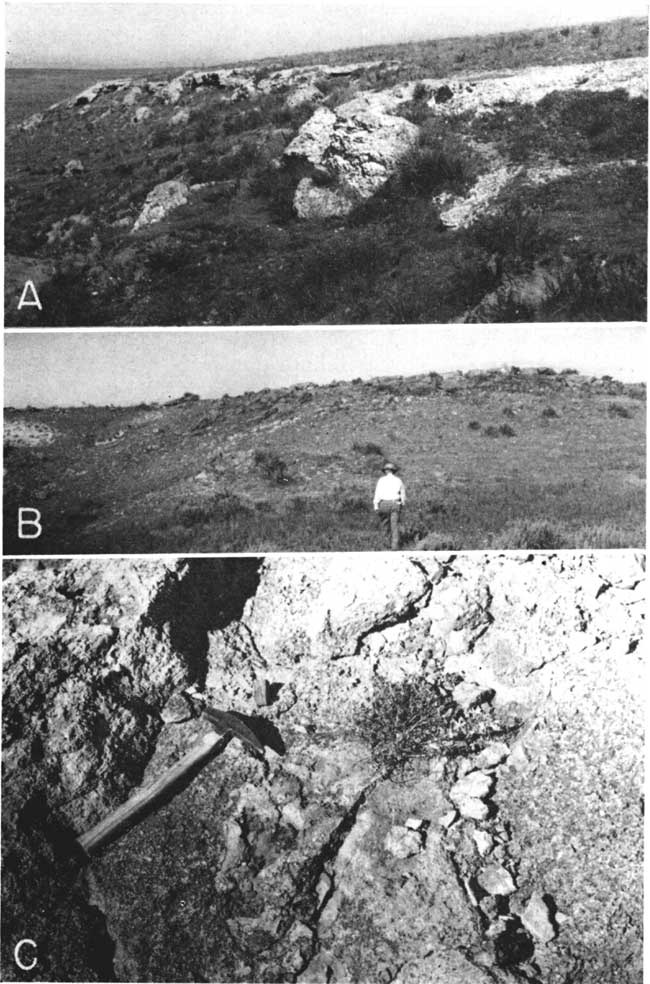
[373, 461, 405, 550]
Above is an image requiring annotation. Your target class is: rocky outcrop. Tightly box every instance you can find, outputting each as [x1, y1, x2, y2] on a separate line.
[281, 54, 647, 218]
[2, 552, 643, 982]
[131, 179, 190, 232]
[71, 78, 133, 107]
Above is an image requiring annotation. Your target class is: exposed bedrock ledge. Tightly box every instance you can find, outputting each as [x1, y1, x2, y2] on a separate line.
[2, 552, 644, 982]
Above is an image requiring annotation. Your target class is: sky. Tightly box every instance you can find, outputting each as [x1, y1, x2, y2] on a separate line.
[4, 326, 646, 408]
[6, 0, 648, 68]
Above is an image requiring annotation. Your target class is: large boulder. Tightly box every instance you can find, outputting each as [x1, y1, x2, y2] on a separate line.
[132, 179, 190, 232]
[284, 106, 419, 217]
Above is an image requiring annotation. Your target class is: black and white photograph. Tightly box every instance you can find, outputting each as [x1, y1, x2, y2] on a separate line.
[1, 551, 644, 982]
[1, 2, 647, 982]
[4, 0, 648, 327]
[3, 324, 646, 554]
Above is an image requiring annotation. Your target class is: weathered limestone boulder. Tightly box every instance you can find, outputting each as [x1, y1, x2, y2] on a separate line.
[132, 179, 190, 232]
[284, 106, 419, 217]
[122, 85, 143, 107]
[285, 82, 323, 110]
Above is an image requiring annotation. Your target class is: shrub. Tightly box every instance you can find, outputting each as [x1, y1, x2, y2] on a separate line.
[468, 199, 551, 269]
[467, 420, 481, 430]
[353, 441, 384, 456]
[413, 81, 429, 101]
[253, 449, 291, 483]
[483, 425, 499, 437]
[608, 402, 633, 418]
[356, 676, 458, 780]
[500, 519, 567, 550]
[395, 137, 477, 197]
[543, 251, 647, 321]
[541, 406, 558, 418]
[499, 424, 516, 437]
[357, 676, 518, 782]
[249, 161, 297, 222]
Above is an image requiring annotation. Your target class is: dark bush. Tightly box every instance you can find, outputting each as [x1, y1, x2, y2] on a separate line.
[483, 425, 499, 437]
[608, 402, 633, 418]
[467, 420, 481, 430]
[396, 137, 477, 197]
[541, 407, 558, 418]
[499, 424, 516, 437]
[249, 162, 297, 222]
[543, 250, 647, 322]
[468, 199, 552, 269]
[353, 441, 384, 456]
[254, 449, 291, 483]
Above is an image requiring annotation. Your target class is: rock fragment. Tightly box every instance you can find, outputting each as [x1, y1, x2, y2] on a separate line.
[63, 159, 84, 179]
[520, 892, 556, 942]
[473, 742, 510, 770]
[452, 681, 494, 711]
[477, 862, 516, 896]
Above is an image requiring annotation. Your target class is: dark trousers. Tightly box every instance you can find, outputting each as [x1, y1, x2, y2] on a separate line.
[377, 500, 401, 550]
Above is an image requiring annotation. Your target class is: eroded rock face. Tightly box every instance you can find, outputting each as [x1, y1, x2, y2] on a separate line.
[2, 552, 644, 983]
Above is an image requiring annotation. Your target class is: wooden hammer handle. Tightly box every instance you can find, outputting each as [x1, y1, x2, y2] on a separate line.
[77, 730, 232, 857]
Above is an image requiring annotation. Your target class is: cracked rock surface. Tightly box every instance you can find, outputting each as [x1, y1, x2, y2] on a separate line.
[1, 552, 644, 982]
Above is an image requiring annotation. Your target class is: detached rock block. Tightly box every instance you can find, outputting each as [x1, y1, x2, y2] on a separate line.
[520, 892, 556, 943]
[478, 862, 516, 896]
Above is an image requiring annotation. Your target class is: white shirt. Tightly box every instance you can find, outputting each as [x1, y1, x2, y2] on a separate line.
[373, 473, 406, 509]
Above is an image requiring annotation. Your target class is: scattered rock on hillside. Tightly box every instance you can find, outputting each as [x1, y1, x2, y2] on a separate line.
[63, 158, 84, 178]
[132, 179, 190, 231]
[132, 106, 151, 124]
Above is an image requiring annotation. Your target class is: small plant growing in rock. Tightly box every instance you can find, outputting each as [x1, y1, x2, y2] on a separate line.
[357, 677, 457, 781]
[357, 676, 518, 783]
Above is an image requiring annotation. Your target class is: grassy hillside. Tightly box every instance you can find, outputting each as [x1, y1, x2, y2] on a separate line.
[5, 17, 647, 327]
[3, 367, 645, 553]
